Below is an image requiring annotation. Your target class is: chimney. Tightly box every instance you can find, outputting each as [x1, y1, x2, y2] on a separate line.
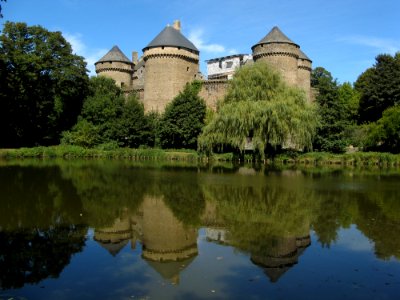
[173, 20, 181, 32]
[132, 51, 138, 64]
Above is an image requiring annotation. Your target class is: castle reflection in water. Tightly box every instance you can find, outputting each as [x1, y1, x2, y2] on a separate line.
[94, 194, 311, 284]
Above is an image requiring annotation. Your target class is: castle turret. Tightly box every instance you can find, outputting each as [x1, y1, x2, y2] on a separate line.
[142, 20, 200, 112]
[95, 45, 134, 89]
[251, 26, 300, 87]
[297, 49, 312, 102]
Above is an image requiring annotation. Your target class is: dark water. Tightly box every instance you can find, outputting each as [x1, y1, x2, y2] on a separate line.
[0, 160, 399, 300]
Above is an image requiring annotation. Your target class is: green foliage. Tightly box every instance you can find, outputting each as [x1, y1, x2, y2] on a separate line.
[61, 119, 101, 148]
[355, 52, 400, 123]
[199, 62, 318, 158]
[311, 67, 358, 153]
[223, 62, 284, 103]
[364, 105, 400, 153]
[0, 22, 89, 147]
[62, 76, 154, 148]
[158, 81, 206, 149]
[274, 151, 400, 167]
[114, 94, 155, 147]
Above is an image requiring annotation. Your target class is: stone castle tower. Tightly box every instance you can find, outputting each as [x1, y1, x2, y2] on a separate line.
[142, 20, 200, 112]
[251, 26, 312, 101]
[94, 45, 134, 89]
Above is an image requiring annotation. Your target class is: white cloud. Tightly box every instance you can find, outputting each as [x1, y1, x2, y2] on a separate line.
[339, 35, 400, 54]
[64, 32, 108, 75]
[188, 28, 237, 55]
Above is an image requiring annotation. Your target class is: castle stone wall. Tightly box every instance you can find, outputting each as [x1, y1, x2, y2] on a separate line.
[95, 61, 133, 88]
[252, 43, 299, 86]
[140, 195, 198, 261]
[143, 47, 199, 112]
[199, 80, 229, 110]
[297, 58, 312, 102]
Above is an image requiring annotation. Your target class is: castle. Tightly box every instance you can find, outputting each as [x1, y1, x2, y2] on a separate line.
[95, 20, 312, 112]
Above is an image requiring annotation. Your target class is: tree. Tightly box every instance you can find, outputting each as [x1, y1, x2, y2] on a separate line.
[158, 81, 206, 149]
[363, 105, 400, 153]
[355, 52, 400, 123]
[198, 62, 318, 158]
[112, 94, 155, 148]
[0, 22, 89, 147]
[62, 76, 153, 148]
[311, 67, 356, 153]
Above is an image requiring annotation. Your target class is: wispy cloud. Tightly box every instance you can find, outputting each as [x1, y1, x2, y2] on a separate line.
[64, 32, 108, 75]
[339, 35, 400, 54]
[188, 28, 237, 55]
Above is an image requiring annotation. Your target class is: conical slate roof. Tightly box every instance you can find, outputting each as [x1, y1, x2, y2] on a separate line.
[144, 256, 196, 283]
[298, 49, 311, 62]
[143, 25, 199, 53]
[95, 45, 132, 64]
[252, 26, 299, 49]
[96, 239, 129, 257]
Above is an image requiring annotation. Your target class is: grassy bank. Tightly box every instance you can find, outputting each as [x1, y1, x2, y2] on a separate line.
[1, 146, 400, 167]
[275, 151, 400, 167]
[0, 145, 199, 161]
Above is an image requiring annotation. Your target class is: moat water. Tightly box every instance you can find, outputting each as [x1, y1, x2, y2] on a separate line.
[0, 159, 399, 300]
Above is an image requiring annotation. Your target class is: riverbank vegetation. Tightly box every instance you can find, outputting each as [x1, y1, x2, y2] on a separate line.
[1, 22, 400, 164]
[2, 146, 400, 168]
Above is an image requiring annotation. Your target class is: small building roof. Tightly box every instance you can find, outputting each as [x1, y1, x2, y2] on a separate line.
[252, 26, 299, 50]
[143, 25, 199, 53]
[205, 54, 249, 63]
[95, 45, 132, 64]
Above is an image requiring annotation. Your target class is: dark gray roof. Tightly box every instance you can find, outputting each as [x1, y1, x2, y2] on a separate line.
[143, 26, 199, 53]
[252, 26, 299, 49]
[298, 49, 311, 61]
[134, 58, 145, 71]
[96, 239, 129, 257]
[95, 45, 132, 64]
[205, 54, 247, 63]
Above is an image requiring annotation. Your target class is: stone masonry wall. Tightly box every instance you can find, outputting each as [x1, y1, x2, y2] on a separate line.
[143, 47, 199, 112]
[297, 59, 312, 102]
[252, 43, 299, 87]
[199, 80, 229, 110]
[95, 61, 133, 88]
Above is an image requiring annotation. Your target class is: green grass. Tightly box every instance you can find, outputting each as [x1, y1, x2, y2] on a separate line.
[275, 151, 400, 167]
[0, 145, 199, 161]
[1, 146, 400, 168]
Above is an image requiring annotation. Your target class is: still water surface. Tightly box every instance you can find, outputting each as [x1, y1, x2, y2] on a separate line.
[0, 160, 399, 299]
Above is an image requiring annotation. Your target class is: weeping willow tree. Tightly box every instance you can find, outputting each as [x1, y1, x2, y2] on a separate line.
[198, 62, 319, 158]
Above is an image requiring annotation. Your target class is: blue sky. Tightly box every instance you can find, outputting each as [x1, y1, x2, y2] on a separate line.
[2, 0, 399, 83]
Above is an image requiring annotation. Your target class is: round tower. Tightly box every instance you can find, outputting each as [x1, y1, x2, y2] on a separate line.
[95, 45, 134, 89]
[142, 20, 199, 112]
[297, 49, 312, 102]
[251, 26, 300, 87]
